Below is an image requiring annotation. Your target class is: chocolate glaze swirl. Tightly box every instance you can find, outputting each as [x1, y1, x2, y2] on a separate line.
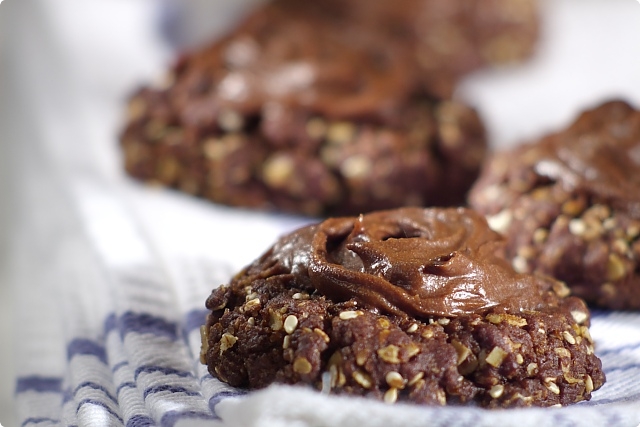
[270, 207, 545, 317]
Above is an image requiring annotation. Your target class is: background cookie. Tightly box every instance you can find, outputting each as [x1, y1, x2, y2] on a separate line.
[120, 0, 539, 216]
[202, 208, 604, 407]
[469, 100, 640, 309]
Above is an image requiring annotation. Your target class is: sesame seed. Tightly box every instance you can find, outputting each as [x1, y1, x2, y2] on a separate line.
[339, 310, 362, 320]
[314, 328, 330, 343]
[527, 363, 538, 376]
[437, 318, 450, 326]
[532, 228, 549, 244]
[422, 329, 434, 339]
[486, 210, 513, 234]
[546, 381, 560, 395]
[352, 370, 373, 389]
[571, 310, 588, 324]
[355, 350, 368, 367]
[383, 387, 398, 404]
[293, 357, 313, 374]
[569, 218, 587, 236]
[585, 375, 594, 393]
[554, 347, 571, 358]
[407, 323, 419, 333]
[516, 354, 524, 365]
[284, 315, 298, 334]
[327, 122, 356, 145]
[341, 155, 372, 180]
[512, 256, 528, 273]
[217, 109, 244, 132]
[385, 371, 406, 389]
[262, 154, 295, 189]
[562, 331, 576, 345]
[408, 372, 424, 386]
[489, 384, 504, 399]
[283, 335, 291, 349]
[607, 253, 627, 281]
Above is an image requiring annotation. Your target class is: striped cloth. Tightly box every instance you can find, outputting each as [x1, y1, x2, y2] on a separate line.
[12, 174, 640, 427]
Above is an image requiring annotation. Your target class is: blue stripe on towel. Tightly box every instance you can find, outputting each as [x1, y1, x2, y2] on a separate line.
[184, 309, 208, 334]
[16, 376, 62, 394]
[143, 384, 200, 399]
[116, 381, 137, 395]
[67, 338, 107, 364]
[134, 365, 194, 381]
[598, 342, 640, 356]
[125, 414, 155, 427]
[119, 312, 179, 340]
[105, 311, 179, 341]
[605, 363, 640, 373]
[112, 360, 129, 373]
[73, 381, 118, 404]
[20, 417, 60, 426]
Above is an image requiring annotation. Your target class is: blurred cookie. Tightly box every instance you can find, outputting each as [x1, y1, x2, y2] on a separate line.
[201, 207, 604, 407]
[469, 100, 640, 309]
[120, 0, 539, 216]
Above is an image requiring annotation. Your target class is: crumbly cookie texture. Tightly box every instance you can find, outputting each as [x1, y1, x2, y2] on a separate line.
[470, 100, 640, 309]
[202, 208, 604, 407]
[120, 0, 539, 216]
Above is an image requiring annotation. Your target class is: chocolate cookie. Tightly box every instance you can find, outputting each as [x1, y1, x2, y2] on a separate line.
[120, 0, 538, 216]
[469, 100, 640, 310]
[201, 208, 604, 407]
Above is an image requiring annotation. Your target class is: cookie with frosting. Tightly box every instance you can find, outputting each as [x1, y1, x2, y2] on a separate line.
[120, 0, 538, 216]
[201, 207, 604, 407]
[470, 100, 640, 309]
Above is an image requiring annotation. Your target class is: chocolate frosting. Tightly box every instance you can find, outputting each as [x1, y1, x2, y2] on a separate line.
[527, 101, 640, 216]
[270, 207, 545, 317]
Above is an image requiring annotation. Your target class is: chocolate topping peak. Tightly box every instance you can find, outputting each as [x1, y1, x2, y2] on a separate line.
[271, 207, 545, 317]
